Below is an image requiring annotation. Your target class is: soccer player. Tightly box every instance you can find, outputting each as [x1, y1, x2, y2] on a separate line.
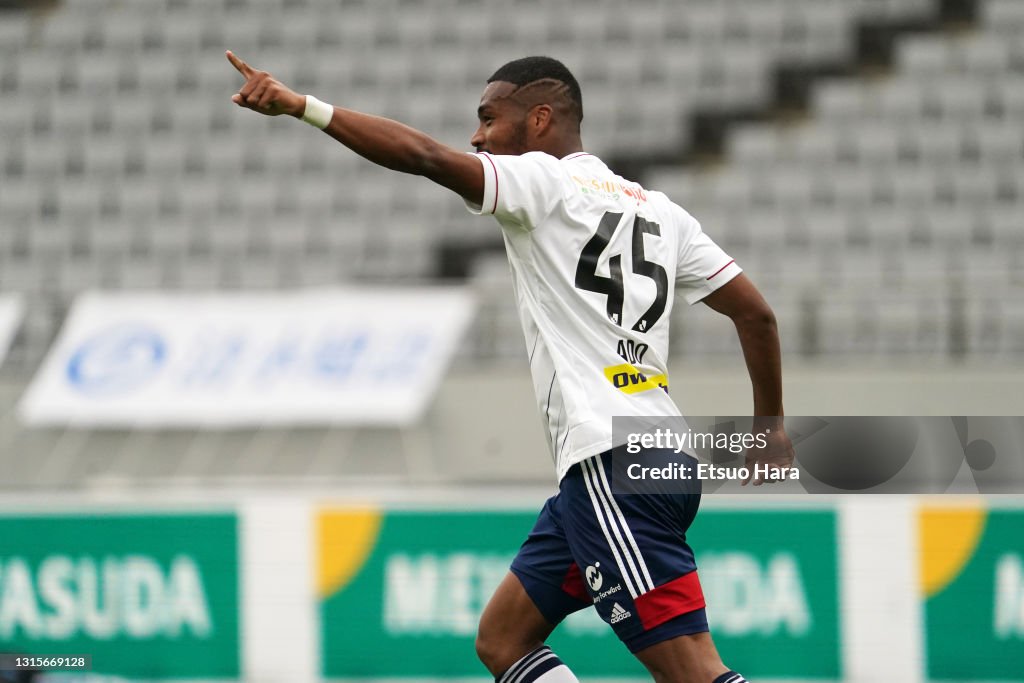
[228, 51, 793, 683]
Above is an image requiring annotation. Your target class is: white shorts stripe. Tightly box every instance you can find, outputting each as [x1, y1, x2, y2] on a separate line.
[583, 459, 647, 594]
[592, 455, 655, 592]
[581, 458, 639, 599]
[582, 458, 649, 597]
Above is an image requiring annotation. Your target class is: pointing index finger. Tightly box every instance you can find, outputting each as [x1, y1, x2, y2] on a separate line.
[226, 50, 254, 78]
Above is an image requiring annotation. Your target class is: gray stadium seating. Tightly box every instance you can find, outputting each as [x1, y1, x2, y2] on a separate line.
[0, 0, 1021, 382]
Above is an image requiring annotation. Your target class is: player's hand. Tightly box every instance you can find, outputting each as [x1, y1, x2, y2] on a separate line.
[742, 423, 795, 486]
[227, 50, 305, 118]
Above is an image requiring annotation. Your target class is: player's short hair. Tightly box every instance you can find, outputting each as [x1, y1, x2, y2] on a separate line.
[488, 56, 583, 123]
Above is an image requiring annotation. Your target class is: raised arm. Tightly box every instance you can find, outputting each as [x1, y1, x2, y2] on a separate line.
[226, 51, 484, 204]
[701, 273, 794, 484]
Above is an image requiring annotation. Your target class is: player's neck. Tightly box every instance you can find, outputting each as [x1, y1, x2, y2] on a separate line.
[535, 136, 583, 160]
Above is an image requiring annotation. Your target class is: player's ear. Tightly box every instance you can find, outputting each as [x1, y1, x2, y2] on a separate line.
[529, 104, 554, 135]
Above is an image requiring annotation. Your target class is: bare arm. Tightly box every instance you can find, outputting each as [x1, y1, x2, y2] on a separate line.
[701, 273, 783, 419]
[226, 51, 484, 204]
[701, 273, 794, 484]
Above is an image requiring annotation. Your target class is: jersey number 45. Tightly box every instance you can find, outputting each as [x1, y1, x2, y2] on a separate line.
[574, 211, 668, 333]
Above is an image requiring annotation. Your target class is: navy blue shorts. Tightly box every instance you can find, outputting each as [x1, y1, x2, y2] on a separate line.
[510, 448, 708, 653]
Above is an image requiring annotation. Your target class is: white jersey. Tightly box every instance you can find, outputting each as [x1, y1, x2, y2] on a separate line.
[466, 151, 741, 482]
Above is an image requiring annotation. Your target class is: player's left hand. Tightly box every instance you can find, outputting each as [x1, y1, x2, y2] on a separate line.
[742, 424, 795, 486]
[227, 50, 305, 118]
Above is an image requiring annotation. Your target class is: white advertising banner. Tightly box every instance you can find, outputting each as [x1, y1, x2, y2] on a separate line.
[0, 295, 24, 368]
[20, 288, 475, 427]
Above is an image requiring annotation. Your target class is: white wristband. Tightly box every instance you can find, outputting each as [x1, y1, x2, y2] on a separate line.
[301, 95, 334, 129]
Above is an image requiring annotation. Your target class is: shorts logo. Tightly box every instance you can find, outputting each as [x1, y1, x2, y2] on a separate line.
[593, 582, 623, 604]
[610, 602, 632, 624]
[585, 563, 603, 591]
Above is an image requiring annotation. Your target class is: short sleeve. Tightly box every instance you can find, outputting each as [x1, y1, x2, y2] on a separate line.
[674, 208, 743, 304]
[462, 151, 565, 230]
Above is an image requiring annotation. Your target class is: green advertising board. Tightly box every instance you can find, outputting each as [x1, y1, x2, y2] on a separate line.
[318, 506, 839, 679]
[0, 513, 240, 679]
[922, 506, 1024, 681]
[689, 511, 841, 679]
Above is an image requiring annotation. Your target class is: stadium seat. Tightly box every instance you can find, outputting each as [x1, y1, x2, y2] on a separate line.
[860, 0, 937, 21]
[945, 166, 1001, 206]
[14, 54, 71, 97]
[929, 79, 990, 120]
[786, 0, 855, 61]
[771, 167, 817, 209]
[965, 249, 1017, 291]
[865, 79, 923, 120]
[898, 36, 950, 78]
[0, 11, 31, 53]
[827, 167, 876, 207]
[0, 257, 38, 293]
[887, 165, 936, 205]
[985, 206, 1024, 246]
[817, 293, 880, 355]
[876, 298, 946, 355]
[746, 211, 791, 250]
[927, 207, 985, 247]
[728, 124, 779, 166]
[38, 11, 94, 51]
[851, 121, 903, 165]
[903, 121, 963, 163]
[983, 0, 1024, 34]
[814, 78, 864, 120]
[967, 122, 1024, 163]
[804, 208, 851, 245]
[102, 12, 159, 52]
[162, 12, 205, 51]
[132, 57, 182, 94]
[995, 76, 1024, 118]
[957, 34, 1014, 76]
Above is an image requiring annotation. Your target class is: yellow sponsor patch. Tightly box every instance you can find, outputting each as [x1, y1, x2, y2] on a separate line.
[604, 363, 668, 394]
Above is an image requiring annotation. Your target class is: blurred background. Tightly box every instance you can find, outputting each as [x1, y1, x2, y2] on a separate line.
[0, 0, 1022, 680]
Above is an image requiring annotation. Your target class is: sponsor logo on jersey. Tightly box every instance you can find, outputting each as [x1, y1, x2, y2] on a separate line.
[603, 363, 668, 395]
[571, 176, 648, 203]
[610, 602, 632, 624]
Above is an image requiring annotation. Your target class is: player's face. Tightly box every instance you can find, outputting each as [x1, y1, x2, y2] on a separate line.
[471, 81, 529, 155]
